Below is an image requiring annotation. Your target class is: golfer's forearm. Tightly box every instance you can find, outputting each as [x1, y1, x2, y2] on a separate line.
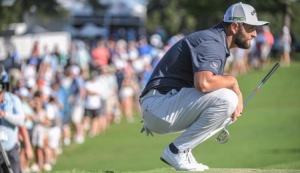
[195, 73, 239, 93]
[231, 81, 243, 99]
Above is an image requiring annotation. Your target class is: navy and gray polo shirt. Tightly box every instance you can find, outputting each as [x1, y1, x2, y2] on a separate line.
[141, 23, 230, 97]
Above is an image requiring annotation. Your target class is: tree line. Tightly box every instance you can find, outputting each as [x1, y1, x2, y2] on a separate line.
[0, 0, 299, 39]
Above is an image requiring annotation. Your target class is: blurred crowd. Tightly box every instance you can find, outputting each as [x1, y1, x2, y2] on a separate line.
[1, 24, 292, 173]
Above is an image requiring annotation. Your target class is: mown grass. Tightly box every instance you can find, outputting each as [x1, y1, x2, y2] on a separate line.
[49, 168, 300, 173]
[52, 61, 300, 173]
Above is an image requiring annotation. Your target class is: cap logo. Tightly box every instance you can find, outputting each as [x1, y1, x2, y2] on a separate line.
[251, 10, 256, 16]
[229, 17, 244, 21]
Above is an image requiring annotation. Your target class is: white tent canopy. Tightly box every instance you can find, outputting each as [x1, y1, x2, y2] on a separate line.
[78, 23, 107, 38]
[62, 25, 79, 36]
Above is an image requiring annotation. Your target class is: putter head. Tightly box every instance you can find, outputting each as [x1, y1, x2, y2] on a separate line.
[216, 129, 230, 144]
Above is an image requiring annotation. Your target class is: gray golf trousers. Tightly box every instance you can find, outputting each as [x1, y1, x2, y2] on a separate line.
[140, 87, 238, 151]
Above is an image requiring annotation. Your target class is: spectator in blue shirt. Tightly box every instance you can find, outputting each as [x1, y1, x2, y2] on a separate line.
[0, 65, 25, 173]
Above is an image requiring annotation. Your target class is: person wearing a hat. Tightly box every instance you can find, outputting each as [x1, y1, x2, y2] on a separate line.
[0, 65, 25, 173]
[139, 2, 269, 172]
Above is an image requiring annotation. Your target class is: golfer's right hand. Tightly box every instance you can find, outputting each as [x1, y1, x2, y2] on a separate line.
[231, 81, 243, 122]
[231, 100, 243, 121]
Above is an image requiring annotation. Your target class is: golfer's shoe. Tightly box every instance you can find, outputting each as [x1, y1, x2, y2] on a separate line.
[160, 146, 204, 172]
[187, 149, 209, 170]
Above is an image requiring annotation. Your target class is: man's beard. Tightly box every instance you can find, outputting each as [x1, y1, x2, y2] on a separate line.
[234, 27, 251, 49]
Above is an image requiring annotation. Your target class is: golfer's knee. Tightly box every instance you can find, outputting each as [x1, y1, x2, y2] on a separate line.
[221, 88, 238, 116]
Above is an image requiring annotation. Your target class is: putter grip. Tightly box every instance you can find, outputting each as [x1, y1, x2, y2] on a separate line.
[261, 63, 280, 83]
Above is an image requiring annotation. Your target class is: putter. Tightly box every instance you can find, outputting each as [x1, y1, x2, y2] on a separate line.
[216, 63, 280, 144]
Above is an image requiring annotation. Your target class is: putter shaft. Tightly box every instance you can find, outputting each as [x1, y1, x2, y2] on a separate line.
[216, 63, 280, 143]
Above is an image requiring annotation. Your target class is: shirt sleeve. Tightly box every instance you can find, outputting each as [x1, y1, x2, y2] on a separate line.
[4, 94, 25, 126]
[191, 40, 225, 75]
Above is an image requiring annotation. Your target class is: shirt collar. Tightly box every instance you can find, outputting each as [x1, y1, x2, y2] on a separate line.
[212, 23, 230, 57]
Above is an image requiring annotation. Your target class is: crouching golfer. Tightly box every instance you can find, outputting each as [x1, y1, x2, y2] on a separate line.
[139, 2, 269, 172]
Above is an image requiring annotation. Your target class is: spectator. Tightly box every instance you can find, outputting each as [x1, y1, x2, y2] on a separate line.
[280, 26, 292, 67]
[75, 41, 91, 79]
[31, 41, 40, 59]
[140, 62, 153, 91]
[52, 44, 66, 68]
[96, 67, 112, 133]
[18, 126, 34, 173]
[119, 62, 135, 123]
[45, 96, 61, 167]
[127, 41, 139, 61]
[107, 39, 116, 65]
[22, 58, 38, 89]
[247, 38, 257, 71]
[30, 92, 52, 172]
[0, 65, 25, 173]
[19, 88, 35, 173]
[115, 39, 129, 62]
[102, 66, 121, 125]
[83, 71, 102, 137]
[138, 36, 152, 57]
[261, 25, 274, 68]
[230, 48, 247, 76]
[91, 40, 111, 69]
[254, 27, 266, 68]
[50, 81, 64, 155]
[66, 42, 78, 66]
[59, 67, 74, 146]
[40, 45, 59, 74]
[70, 66, 85, 144]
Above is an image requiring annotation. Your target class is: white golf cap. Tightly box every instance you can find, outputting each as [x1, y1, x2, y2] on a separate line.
[223, 2, 269, 26]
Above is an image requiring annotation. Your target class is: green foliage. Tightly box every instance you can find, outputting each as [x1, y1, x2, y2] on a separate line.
[89, 0, 109, 16]
[146, 0, 197, 38]
[0, 0, 67, 29]
[146, 0, 300, 38]
[53, 61, 300, 172]
[290, 1, 300, 38]
[0, 3, 22, 30]
[1, 0, 299, 39]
